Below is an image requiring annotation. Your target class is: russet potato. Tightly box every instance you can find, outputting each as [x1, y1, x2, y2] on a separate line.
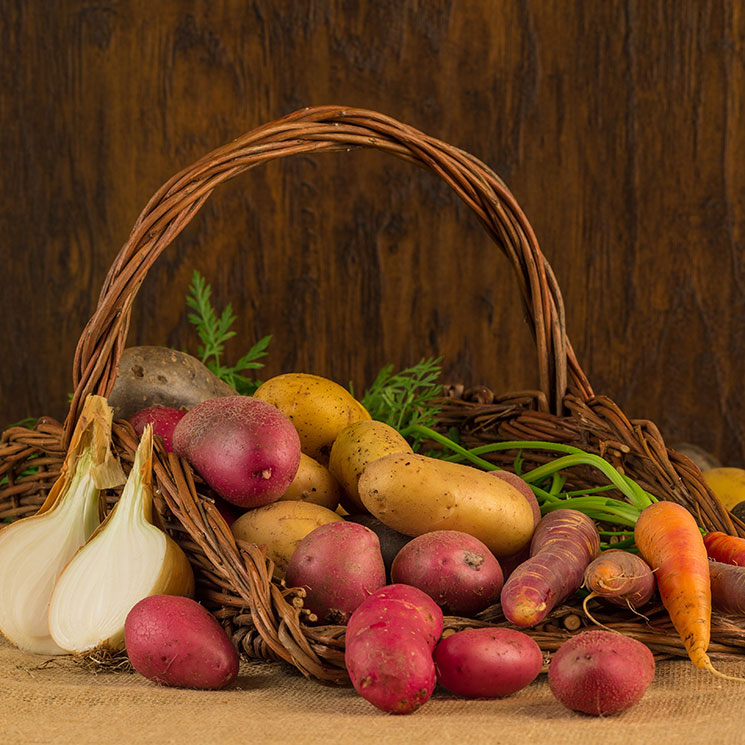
[230, 500, 344, 578]
[358, 453, 535, 557]
[253, 373, 371, 465]
[329, 419, 413, 512]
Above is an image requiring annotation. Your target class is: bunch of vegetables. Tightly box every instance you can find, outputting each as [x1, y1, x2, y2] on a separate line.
[4, 270, 745, 711]
[131, 366, 665, 714]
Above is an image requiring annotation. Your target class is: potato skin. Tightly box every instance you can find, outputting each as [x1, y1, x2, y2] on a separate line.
[173, 396, 301, 509]
[390, 530, 504, 616]
[548, 629, 655, 715]
[124, 595, 239, 690]
[346, 584, 444, 651]
[329, 420, 413, 512]
[231, 500, 344, 578]
[253, 373, 371, 465]
[345, 626, 436, 714]
[434, 628, 542, 698]
[128, 405, 185, 453]
[358, 453, 535, 557]
[108, 346, 236, 420]
[277, 452, 341, 510]
[284, 521, 386, 624]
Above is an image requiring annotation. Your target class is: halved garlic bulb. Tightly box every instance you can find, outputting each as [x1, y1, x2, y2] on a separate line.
[48, 425, 195, 653]
[0, 395, 125, 654]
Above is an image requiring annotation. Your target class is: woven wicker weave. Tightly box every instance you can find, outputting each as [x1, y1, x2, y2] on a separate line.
[2, 106, 744, 681]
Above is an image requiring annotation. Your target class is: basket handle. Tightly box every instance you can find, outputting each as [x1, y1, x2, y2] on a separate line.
[64, 105, 592, 443]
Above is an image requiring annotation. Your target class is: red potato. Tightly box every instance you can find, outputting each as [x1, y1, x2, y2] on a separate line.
[434, 627, 543, 698]
[285, 521, 386, 624]
[344, 584, 442, 714]
[345, 626, 436, 714]
[172, 396, 301, 508]
[390, 530, 504, 616]
[128, 405, 186, 453]
[124, 595, 239, 690]
[346, 584, 444, 651]
[501, 509, 600, 627]
[211, 495, 243, 527]
[548, 629, 655, 715]
[583, 549, 656, 609]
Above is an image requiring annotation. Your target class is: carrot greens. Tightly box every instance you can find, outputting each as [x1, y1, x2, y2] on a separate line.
[186, 271, 271, 395]
[360, 358, 443, 448]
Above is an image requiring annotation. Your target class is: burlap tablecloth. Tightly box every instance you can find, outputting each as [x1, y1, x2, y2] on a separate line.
[2, 636, 744, 745]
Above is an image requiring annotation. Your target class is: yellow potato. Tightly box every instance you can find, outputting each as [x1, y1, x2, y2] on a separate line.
[253, 373, 371, 465]
[358, 453, 535, 557]
[329, 419, 413, 513]
[703, 467, 745, 511]
[278, 452, 341, 510]
[230, 501, 344, 578]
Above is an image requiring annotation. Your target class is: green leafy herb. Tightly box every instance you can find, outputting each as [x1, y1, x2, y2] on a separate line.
[186, 270, 271, 395]
[361, 357, 443, 448]
[6, 417, 38, 430]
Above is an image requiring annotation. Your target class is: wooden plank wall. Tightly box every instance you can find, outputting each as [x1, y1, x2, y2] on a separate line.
[2, 1, 744, 466]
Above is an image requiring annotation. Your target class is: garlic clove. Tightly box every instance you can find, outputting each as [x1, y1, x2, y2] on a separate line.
[48, 425, 195, 654]
[0, 395, 124, 654]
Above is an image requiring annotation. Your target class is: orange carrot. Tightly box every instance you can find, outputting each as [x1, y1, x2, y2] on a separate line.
[634, 501, 718, 674]
[703, 531, 745, 567]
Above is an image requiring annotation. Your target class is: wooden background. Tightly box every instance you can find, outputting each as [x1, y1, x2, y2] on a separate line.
[2, 0, 745, 466]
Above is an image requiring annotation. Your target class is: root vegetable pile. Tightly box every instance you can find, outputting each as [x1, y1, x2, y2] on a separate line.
[6, 352, 745, 708]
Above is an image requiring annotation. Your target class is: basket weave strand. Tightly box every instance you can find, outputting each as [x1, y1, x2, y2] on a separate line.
[1, 105, 743, 681]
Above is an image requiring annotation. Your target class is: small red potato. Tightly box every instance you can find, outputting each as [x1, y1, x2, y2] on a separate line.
[390, 530, 503, 616]
[128, 405, 186, 453]
[344, 583, 443, 713]
[172, 396, 301, 508]
[124, 595, 239, 690]
[434, 627, 543, 698]
[211, 495, 243, 527]
[285, 521, 386, 624]
[346, 584, 444, 651]
[548, 629, 655, 715]
[345, 624, 436, 714]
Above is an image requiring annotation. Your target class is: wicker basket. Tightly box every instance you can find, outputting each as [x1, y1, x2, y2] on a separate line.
[2, 105, 745, 681]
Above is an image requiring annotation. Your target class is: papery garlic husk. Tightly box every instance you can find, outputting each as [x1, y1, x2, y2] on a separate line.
[0, 395, 125, 654]
[48, 425, 195, 654]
